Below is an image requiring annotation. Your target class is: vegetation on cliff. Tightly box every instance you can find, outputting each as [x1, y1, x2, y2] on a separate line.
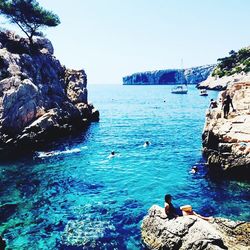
[0, 0, 60, 46]
[212, 46, 250, 78]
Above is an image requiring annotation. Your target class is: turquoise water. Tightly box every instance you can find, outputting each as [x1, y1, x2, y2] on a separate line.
[0, 85, 249, 249]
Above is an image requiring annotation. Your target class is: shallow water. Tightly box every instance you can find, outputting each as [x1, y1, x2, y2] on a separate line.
[0, 85, 249, 249]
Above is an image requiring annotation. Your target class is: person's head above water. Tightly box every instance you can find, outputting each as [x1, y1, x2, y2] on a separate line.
[111, 151, 115, 155]
[210, 99, 214, 102]
[145, 141, 149, 145]
[165, 194, 172, 203]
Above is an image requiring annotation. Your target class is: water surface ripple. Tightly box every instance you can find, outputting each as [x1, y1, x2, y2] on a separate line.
[0, 85, 249, 249]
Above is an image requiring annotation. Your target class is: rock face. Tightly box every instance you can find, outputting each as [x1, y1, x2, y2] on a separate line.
[202, 82, 250, 176]
[197, 72, 250, 90]
[141, 205, 250, 250]
[123, 65, 215, 85]
[0, 30, 99, 152]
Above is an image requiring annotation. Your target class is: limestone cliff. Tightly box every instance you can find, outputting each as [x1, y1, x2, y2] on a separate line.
[123, 65, 215, 85]
[202, 82, 250, 176]
[198, 46, 250, 90]
[197, 72, 250, 90]
[141, 205, 250, 250]
[0, 30, 99, 153]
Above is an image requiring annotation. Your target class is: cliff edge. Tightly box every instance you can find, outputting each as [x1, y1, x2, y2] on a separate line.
[0, 30, 99, 153]
[202, 82, 250, 176]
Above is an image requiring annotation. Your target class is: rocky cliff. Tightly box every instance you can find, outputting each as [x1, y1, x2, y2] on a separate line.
[123, 65, 215, 85]
[141, 205, 250, 250]
[198, 46, 250, 90]
[202, 82, 250, 176]
[197, 72, 250, 90]
[0, 30, 99, 153]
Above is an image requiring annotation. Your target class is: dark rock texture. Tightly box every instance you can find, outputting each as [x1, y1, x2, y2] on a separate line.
[0, 30, 99, 153]
[123, 65, 215, 85]
[141, 205, 250, 250]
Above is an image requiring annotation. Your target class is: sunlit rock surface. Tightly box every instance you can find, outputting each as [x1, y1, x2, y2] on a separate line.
[141, 205, 250, 250]
[0, 30, 99, 152]
[202, 82, 250, 176]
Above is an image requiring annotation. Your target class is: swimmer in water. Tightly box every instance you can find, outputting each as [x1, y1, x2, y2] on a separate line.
[190, 166, 198, 174]
[143, 141, 150, 147]
[108, 151, 116, 159]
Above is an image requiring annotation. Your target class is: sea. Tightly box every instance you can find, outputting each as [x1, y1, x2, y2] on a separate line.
[0, 84, 249, 249]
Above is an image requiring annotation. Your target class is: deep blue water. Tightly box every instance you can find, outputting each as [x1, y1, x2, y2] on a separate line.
[0, 85, 249, 249]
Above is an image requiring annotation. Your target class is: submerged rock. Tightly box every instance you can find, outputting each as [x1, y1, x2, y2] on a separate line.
[141, 205, 250, 250]
[202, 82, 250, 177]
[0, 30, 99, 153]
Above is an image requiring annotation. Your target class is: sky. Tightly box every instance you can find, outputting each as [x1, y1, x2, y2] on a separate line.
[1, 0, 250, 84]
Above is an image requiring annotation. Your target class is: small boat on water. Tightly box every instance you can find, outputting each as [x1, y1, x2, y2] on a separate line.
[171, 85, 188, 94]
[200, 89, 208, 96]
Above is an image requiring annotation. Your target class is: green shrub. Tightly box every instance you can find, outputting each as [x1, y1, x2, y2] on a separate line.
[213, 46, 250, 77]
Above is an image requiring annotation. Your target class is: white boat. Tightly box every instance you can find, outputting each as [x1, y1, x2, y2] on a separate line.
[171, 85, 188, 94]
[200, 89, 208, 96]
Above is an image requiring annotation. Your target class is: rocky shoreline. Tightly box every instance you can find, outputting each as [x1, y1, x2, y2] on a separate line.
[0, 30, 99, 154]
[202, 82, 250, 177]
[197, 71, 250, 91]
[141, 205, 250, 250]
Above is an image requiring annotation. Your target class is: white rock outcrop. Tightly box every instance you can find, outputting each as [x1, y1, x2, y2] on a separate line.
[197, 72, 250, 90]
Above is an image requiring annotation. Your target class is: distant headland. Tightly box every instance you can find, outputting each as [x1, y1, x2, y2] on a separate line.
[123, 65, 215, 85]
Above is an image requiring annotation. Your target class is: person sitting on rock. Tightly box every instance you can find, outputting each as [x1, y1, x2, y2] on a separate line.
[180, 205, 212, 221]
[164, 194, 179, 219]
[108, 151, 116, 159]
[222, 95, 235, 118]
[209, 99, 218, 109]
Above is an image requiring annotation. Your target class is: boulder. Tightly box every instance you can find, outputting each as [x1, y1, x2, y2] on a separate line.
[141, 205, 250, 250]
[0, 29, 99, 152]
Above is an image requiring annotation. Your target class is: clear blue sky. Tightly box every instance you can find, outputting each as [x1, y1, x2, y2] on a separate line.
[1, 0, 250, 84]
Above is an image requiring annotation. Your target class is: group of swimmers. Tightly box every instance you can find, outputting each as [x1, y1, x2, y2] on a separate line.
[108, 141, 150, 159]
[164, 194, 212, 221]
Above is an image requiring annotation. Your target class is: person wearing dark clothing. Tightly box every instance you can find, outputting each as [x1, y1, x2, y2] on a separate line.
[222, 95, 234, 118]
[209, 99, 218, 109]
[164, 194, 178, 219]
